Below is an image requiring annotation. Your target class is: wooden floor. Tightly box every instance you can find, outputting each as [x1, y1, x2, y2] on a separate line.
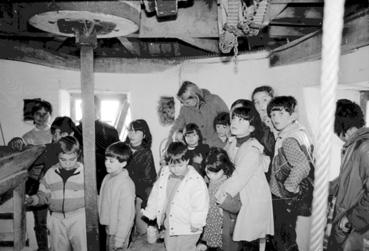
[129, 234, 166, 251]
[19, 235, 166, 251]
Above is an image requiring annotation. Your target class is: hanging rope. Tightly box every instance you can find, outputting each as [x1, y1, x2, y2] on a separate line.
[309, 0, 345, 250]
[0, 121, 6, 145]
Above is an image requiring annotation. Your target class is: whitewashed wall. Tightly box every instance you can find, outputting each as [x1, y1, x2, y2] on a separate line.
[0, 45, 368, 174]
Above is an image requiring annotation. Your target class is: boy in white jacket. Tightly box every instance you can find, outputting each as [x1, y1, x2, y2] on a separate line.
[142, 142, 209, 251]
[98, 142, 135, 251]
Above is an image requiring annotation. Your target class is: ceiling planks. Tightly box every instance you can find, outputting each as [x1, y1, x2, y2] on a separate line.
[269, 8, 369, 66]
[139, 0, 218, 38]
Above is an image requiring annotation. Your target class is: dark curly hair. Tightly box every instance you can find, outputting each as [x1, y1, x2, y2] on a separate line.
[334, 99, 365, 137]
[204, 147, 235, 177]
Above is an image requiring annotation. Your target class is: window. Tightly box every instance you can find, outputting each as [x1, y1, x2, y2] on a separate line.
[70, 93, 130, 140]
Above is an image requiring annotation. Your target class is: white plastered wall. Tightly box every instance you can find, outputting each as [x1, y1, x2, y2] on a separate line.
[0, 46, 368, 173]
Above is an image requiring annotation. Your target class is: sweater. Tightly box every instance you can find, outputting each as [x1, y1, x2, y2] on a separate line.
[22, 126, 52, 146]
[98, 169, 136, 245]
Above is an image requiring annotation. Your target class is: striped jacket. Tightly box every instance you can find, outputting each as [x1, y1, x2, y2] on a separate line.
[34, 162, 85, 214]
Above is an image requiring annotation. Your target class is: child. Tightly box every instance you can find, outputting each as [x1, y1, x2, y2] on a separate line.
[125, 119, 157, 235]
[26, 116, 77, 251]
[183, 123, 210, 177]
[213, 112, 231, 148]
[98, 142, 136, 251]
[328, 99, 369, 251]
[142, 142, 209, 251]
[216, 106, 274, 251]
[267, 96, 315, 251]
[26, 136, 87, 251]
[202, 147, 240, 251]
[252, 86, 276, 162]
[230, 99, 253, 116]
[22, 99, 53, 146]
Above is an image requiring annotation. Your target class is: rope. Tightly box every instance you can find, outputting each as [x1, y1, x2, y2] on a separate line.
[0, 121, 6, 145]
[309, 0, 345, 250]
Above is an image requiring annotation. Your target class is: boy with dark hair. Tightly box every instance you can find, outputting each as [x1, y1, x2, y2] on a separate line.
[26, 116, 77, 251]
[267, 96, 315, 251]
[98, 142, 135, 251]
[329, 99, 369, 251]
[143, 142, 209, 251]
[27, 136, 87, 251]
[213, 112, 231, 147]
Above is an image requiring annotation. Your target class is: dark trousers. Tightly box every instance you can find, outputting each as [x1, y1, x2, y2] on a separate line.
[33, 205, 48, 251]
[272, 197, 299, 251]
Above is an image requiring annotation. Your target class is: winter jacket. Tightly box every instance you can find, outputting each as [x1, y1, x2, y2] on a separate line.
[169, 89, 229, 148]
[269, 121, 315, 216]
[270, 121, 314, 197]
[142, 165, 209, 236]
[34, 162, 85, 214]
[333, 127, 369, 232]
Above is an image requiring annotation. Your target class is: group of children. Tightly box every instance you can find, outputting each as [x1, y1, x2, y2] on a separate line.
[8, 82, 368, 251]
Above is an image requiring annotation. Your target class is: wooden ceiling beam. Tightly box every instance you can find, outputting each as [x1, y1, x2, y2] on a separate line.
[139, 0, 218, 38]
[271, 0, 323, 3]
[274, 6, 323, 19]
[178, 37, 220, 53]
[117, 37, 141, 56]
[269, 9, 369, 66]
[270, 17, 322, 27]
[269, 25, 318, 37]
[0, 38, 181, 73]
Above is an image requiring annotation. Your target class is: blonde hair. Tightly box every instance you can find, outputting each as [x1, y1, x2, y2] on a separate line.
[177, 81, 204, 103]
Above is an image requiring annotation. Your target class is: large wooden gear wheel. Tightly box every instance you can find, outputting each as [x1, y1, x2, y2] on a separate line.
[29, 10, 138, 38]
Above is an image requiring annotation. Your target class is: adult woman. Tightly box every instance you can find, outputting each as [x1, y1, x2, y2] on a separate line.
[168, 81, 229, 148]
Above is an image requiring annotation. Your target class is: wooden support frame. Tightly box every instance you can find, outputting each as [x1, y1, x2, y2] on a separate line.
[0, 146, 44, 250]
[270, 8, 369, 66]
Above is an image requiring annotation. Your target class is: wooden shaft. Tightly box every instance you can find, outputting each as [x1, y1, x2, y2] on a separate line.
[80, 44, 100, 251]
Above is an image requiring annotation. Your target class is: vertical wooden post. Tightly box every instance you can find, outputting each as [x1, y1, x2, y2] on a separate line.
[80, 44, 100, 250]
[13, 181, 25, 251]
